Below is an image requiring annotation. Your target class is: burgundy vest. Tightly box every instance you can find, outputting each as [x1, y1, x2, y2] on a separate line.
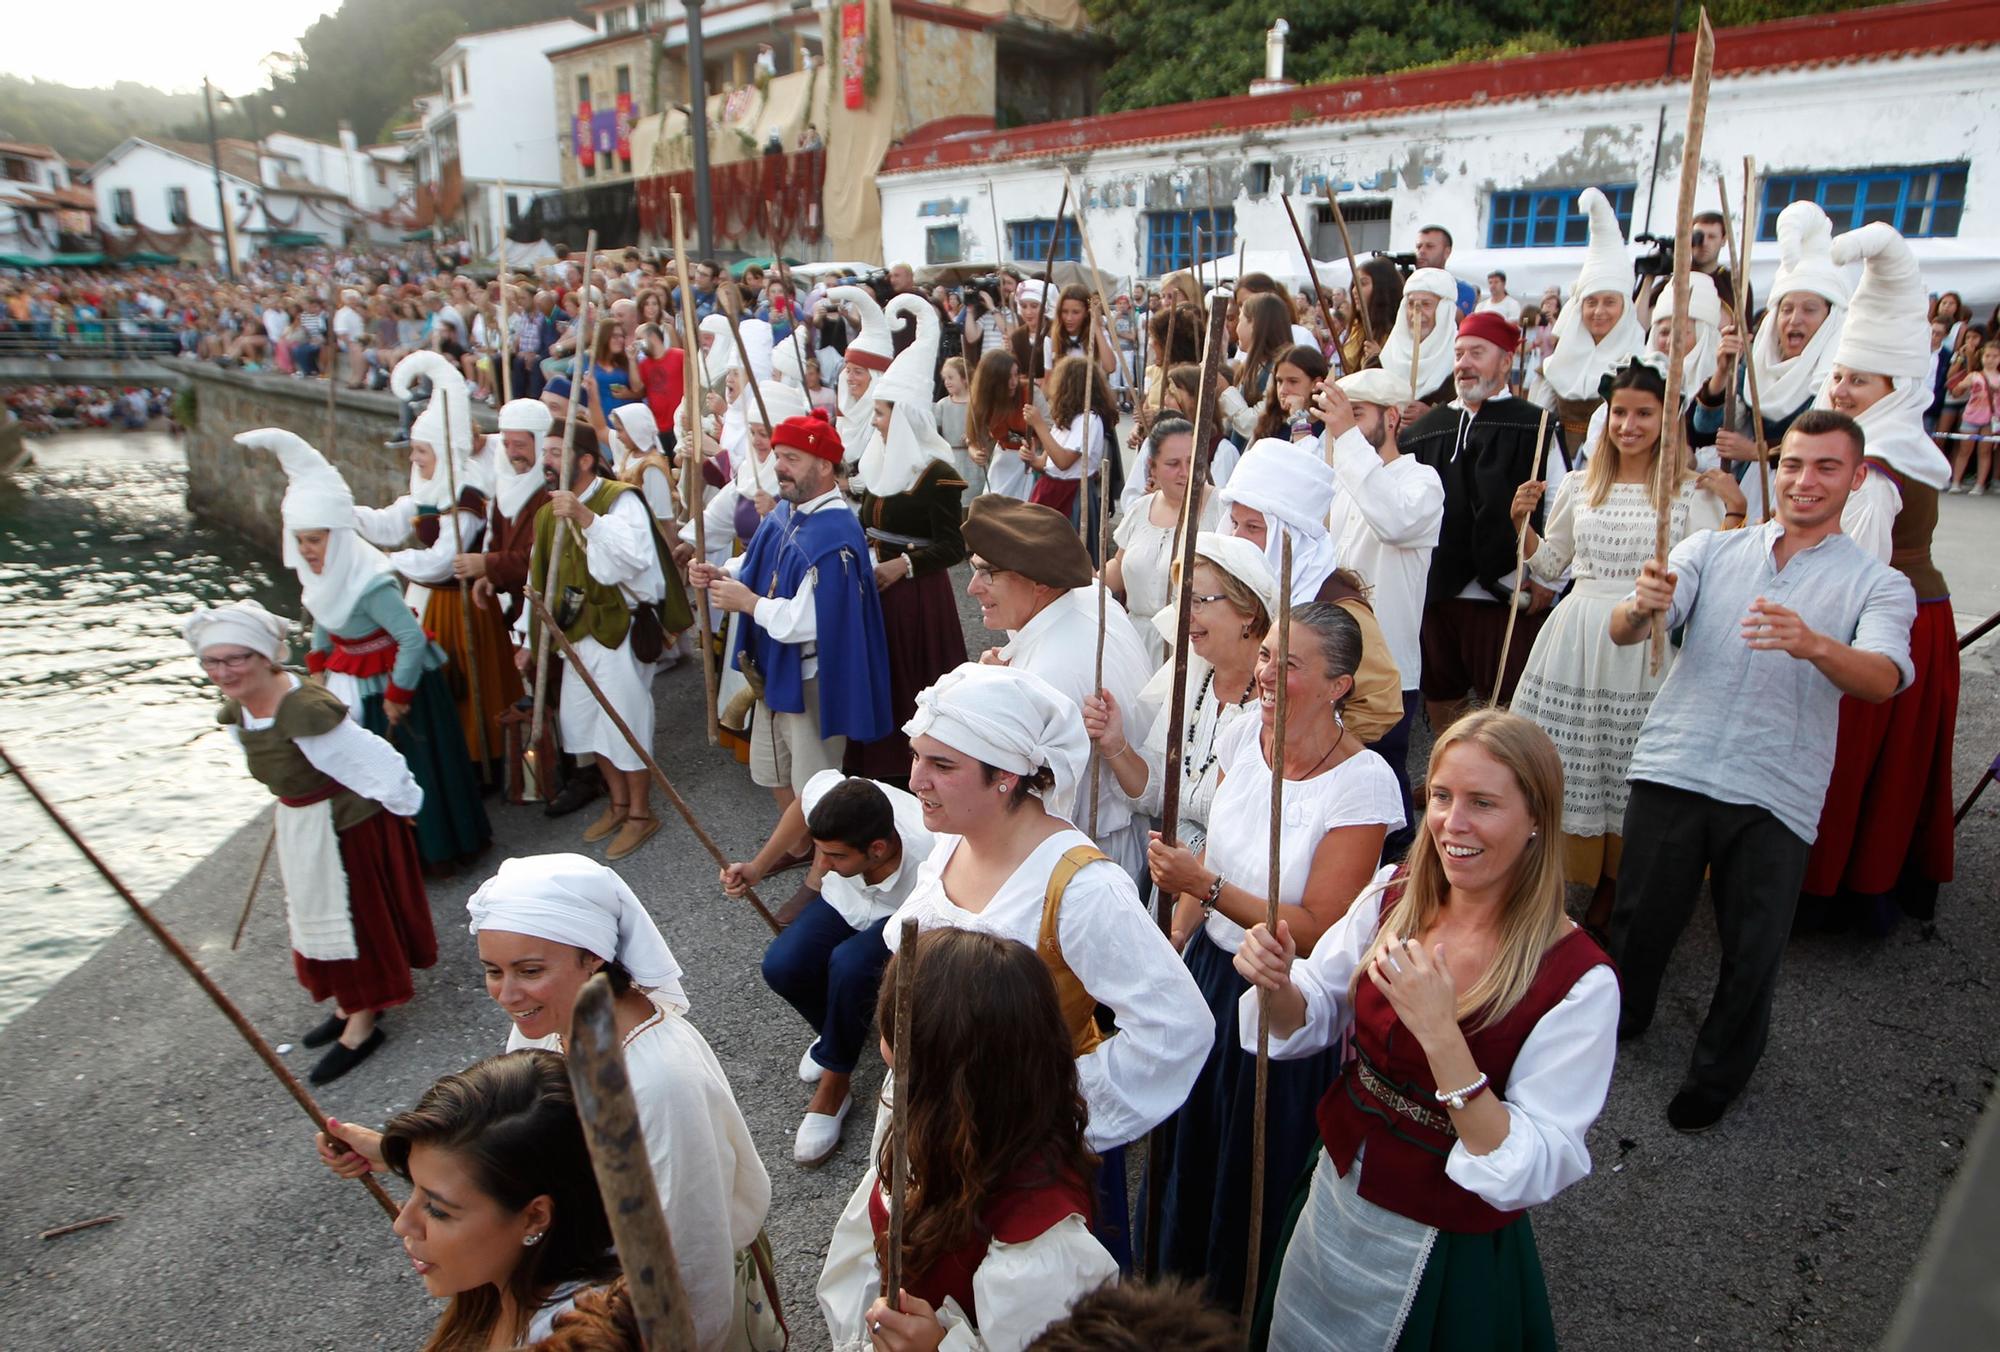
[1316, 887, 1613, 1233]
[866, 1170, 1093, 1327]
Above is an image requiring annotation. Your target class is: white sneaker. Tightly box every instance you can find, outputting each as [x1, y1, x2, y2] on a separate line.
[793, 1094, 852, 1166]
[1975, 483, 1989, 497]
[798, 1043, 825, 1084]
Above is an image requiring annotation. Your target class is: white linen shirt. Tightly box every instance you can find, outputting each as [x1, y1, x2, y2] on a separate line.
[1323, 428, 1445, 689]
[800, 769, 935, 929]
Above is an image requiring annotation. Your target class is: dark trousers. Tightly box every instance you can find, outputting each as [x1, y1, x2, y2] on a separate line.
[759, 896, 890, 1075]
[1370, 689, 1422, 862]
[1611, 780, 1812, 1101]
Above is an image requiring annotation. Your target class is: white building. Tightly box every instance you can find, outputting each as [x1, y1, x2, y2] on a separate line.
[415, 17, 594, 259]
[878, 0, 2000, 307]
[0, 140, 90, 262]
[89, 137, 265, 267]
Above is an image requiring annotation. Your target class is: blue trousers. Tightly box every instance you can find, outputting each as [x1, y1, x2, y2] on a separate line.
[759, 896, 890, 1074]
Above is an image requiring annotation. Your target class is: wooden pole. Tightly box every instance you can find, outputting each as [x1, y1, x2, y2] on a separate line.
[718, 280, 775, 495]
[1726, 157, 1773, 522]
[1652, 10, 1715, 677]
[0, 741, 399, 1221]
[1280, 195, 1342, 354]
[1087, 432, 1111, 839]
[1324, 186, 1374, 352]
[323, 273, 339, 450]
[526, 588, 780, 934]
[1139, 292, 1230, 1279]
[670, 193, 721, 747]
[1243, 535, 1292, 1327]
[565, 973, 699, 1352]
[1406, 294, 1423, 402]
[438, 390, 493, 783]
[883, 916, 920, 1309]
[1033, 180, 1071, 385]
[1059, 169, 1122, 380]
[497, 183, 513, 406]
[230, 819, 276, 951]
[1494, 405, 1554, 704]
[772, 254, 812, 404]
[529, 229, 597, 760]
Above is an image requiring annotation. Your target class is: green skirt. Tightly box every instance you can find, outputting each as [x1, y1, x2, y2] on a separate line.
[357, 669, 491, 867]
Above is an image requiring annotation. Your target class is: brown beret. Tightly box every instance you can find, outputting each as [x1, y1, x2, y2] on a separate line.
[962, 495, 1093, 591]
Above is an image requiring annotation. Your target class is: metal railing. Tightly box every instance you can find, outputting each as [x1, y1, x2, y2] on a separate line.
[0, 323, 184, 360]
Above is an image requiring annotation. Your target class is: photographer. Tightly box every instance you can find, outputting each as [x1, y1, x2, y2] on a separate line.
[1641, 211, 1747, 327]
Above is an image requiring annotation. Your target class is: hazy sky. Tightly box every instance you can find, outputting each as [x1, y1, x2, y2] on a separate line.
[3, 1, 342, 95]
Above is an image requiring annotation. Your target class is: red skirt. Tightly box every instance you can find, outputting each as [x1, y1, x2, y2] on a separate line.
[1028, 473, 1081, 522]
[844, 567, 968, 783]
[1802, 597, 1959, 897]
[293, 810, 438, 1013]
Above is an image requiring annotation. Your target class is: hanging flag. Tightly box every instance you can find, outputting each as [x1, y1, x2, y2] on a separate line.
[841, 2, 866, 110]
[577, 100, 594, 168]
[616, 92, 633, 159]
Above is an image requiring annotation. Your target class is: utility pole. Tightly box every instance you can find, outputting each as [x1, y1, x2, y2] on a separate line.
[684, 0, 715, 256]
[202, 77, 236, 279]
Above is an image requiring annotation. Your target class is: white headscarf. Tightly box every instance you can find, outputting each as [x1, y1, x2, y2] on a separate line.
[467, 854, 690, 1012]
[904, 663, 1089, 812]
[1216, 438, 1339, 603]
[393, 350, 487, 509]
[830, 284, 892, 460]
[184, 600, 289, 663]
[1752, 200, 1849, 420]
[241, 427, 393, 630]
[858, 294, 954, 496]
[1533, 187, 1645, 405]
[1649, 272, 1723, 410]
[729, 382, 809, 497]
[1380, 268, 1459, 398]
[611, 401, 663, 467]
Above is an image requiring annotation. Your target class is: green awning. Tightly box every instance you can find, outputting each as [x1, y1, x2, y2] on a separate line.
[46, 252, 107, 266]
[267, 231, 323, 248]
[121, 251, 182, 266]
[0, 253, 41, 268]
[729, 256, 804, 278]
[402, 228, 434, 241]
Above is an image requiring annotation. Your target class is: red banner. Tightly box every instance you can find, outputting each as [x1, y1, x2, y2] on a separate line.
[841, 2, 866, 109]
[615, 93, 633, 159]
[576, 100, 594, 168]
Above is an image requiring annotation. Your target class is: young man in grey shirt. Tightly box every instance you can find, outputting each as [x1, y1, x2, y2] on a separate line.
[1607, 410, 1916, 1133]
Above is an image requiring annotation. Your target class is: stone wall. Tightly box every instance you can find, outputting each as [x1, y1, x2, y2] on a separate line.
[180, 359, 498, 554]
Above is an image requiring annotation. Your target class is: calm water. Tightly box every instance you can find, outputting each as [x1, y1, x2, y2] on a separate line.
[0, 429, 299, 1029]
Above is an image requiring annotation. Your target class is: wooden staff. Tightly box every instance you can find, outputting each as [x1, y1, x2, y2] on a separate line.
[526, 588, 780, 934]
[718, 280, 775, 496]
[0, 741, 399, 1221]
[230, 819, 276, 950]
[1033, 180, 1071, 384]
[323, 273, 339, 451]
[883, 916, 920, 1309]
[1494, 405, 1554, 704]
[566, 972, 699, 1351]
[1651, 10, 1715, 678]
[772, 253, 813, 407]
[1139, 292, 1230, 1280]
[529, 229, 598, 756]
[1059, 169, 1122, 382]
[1324, 186, 1374, 351]
[1242, 534, 1293, 1325]
[1719, 157, 1773, 522]
[1406, 295, 1423, 402]
[438, 389, 493, 782]
[1202, 166, 1219, 298]
[1280, 194, 1342, 354]
[1087, 416, 1112, 838]
[497, 183, 513, 405]
[670, 192, 720, 746]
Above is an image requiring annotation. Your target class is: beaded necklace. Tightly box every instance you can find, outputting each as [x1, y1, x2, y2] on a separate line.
[1186, 665, 1256, 788]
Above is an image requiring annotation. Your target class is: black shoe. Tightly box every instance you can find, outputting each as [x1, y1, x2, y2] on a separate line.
[543, 767, 603, 818]
[309, 1028, 386, 1085]
[1666, 1087, 1731, 1133]
[301, 1013, 348, 1049]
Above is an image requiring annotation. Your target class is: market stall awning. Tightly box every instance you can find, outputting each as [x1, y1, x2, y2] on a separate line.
[266, 231, 323, 248]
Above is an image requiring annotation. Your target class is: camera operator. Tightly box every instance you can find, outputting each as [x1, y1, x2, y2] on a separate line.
[1641, 211, 1747, 327]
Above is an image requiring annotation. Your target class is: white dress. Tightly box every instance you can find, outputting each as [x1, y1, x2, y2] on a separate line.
[1112, 489, 1222, 668]
[887, 828, 1210, 1152]
[562, 481, 666, 773]
[1133, 652, 1257, 858]
[1509, 473, 1724, 839]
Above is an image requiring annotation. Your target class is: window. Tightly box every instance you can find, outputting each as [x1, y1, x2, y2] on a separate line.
[1487, 184, 1635, 249]
[167, 186, 188, 225]
[1246, 162, 1272, 198]
[607, 6, 631, 33]
[576, 75, 591, 105]
[1006, 218, 1081, 265]
[458, 62, 470, 99]
[1760, 163, 1967, 240]
[112, 188, 135, 226]
[927, 225, 962, 265]
[0, 156, 28, 182]
[1143, 208, 1235, 276]
[616, 66, 632, 98]
[1311, 198, 1390, 255]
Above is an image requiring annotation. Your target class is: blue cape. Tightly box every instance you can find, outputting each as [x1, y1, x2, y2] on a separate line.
[729, 499, 893, 743]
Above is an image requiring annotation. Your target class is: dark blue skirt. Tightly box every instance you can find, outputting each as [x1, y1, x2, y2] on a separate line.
[1158, 927, 1341, 1312]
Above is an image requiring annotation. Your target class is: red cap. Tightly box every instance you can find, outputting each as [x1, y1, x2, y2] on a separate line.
[771, 407, 845, 464]
[1456, 310, 1521, 354]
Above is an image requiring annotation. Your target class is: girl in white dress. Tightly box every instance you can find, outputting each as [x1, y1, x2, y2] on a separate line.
[1102, 416, 1222, 666]
[1508, 356, 1742, 930]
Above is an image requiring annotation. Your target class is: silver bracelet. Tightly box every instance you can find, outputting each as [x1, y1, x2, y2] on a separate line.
[1433, 1072, 1490, 1111]
[1200, 870, 1225, 916]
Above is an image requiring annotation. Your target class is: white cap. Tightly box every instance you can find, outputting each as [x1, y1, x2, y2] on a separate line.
[902, 663, 1088, 809]
[1652, 270, 1723, 329]
[1830, 221, 1931, 381]
[1572, 187, 1635, 299]
[750, 380, 810, 428]
[1338, 369, 1414, 408]
[498, 398, 553, 435]
[241, 427, 353, 530]
[468, 854, 689, 1010]
[771, 337, 810, 389]
[1768, 200, 1851, 309]
[184, 600, 289, 662]
[1192, 531, 1279, 622]
[1015, 279, 1048, 310]
[1403, 268, 1458, 302]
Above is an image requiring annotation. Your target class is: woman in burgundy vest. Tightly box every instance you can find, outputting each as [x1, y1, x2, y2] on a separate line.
[816, 928, 1116, 1351]
[1235, 709, 1618, 1350]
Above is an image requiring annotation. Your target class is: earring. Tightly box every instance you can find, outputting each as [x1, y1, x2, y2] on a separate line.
[522, 1232, 543, 1247]
[996, 781, 1010, 794]
[1333, 706, 1345, 726]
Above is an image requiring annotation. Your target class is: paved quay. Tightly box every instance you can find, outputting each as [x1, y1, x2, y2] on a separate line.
[3, 527, 1998, 1349]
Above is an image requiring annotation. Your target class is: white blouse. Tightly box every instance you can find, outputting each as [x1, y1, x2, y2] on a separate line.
[888, 829, 1209, 1152]
[816, 1164, 1117, 1352]
[352, 497, 487, 587]
[1201, 719, 1404, 953]
[1112, 489, 1222, 666]
[1133, 652, 1257, 840]
[1238, 869, 1620, 1212]
[1041, 413, 1102, 481]
[234, 676, 423, 818]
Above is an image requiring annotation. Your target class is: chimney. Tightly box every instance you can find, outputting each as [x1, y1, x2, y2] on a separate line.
[1250, 19, 1295, 96]
[338, 119, 358, 155]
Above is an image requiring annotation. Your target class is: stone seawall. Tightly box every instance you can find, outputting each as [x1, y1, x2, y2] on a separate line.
[179, 359, 498, 553]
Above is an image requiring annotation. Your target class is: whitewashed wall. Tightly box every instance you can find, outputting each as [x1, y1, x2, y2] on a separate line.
[91, 143, 265, 266]
[881, 49, 2000, 305]
[448, 21, 593, 185]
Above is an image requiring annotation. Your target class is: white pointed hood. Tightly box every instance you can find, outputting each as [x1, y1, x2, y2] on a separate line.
[771, 334, 811, 390]
[858, 294, 954, 497]
[1752, 200, 1849, 419]
[831, 284, 893, 462]
[1533, 188, 1646, 406]
[239, 427, 392, 631]
[393, 349, 487, 508]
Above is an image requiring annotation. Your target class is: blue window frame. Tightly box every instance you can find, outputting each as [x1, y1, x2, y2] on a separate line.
[1487, 185, 1635, 249]
[1006, 218, 1080, 265]
[1144, 208, 1235, 276]
[1759, 164, 1967, 240]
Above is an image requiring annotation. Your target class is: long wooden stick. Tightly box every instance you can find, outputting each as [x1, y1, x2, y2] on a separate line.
[1140, 292, 1230, 1280]
[772, 254, 812, 402]
[530, 229, 598, 756]
[0, 742, 399, 1221]
[438, 390, 493, 782]
[1243, 534, 1293, 1326]
[1652, 11, 1715, 678]
[884, 916, 920, 1309]
[1087, 432, 1111, 838]
[526, 588, 780, 934]
[1281, 195, 1342, 355]
[1324, 186, 1373, 352]
[1729, 157, 1773, 522]
[719, 280, 775, 496]
[1406, 295, 1423, 402]
[230, 820, 276, 950]
[1495, 405, 1554, 704]
[1034, 180, 1071, 384]
[497, 186, 513, 405]
[566, 973, 699, 1352]
[323, 273, 339, 449]
[1059, 169, 1122, 381]
[670, 193, 720, 747]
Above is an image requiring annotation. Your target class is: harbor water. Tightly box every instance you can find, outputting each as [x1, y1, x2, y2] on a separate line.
[0, 428, 299, 1028]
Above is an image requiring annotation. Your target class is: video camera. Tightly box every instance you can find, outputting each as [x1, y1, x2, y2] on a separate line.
[1375, 250, 1420, 276]
[1632, 233, 1676, 280]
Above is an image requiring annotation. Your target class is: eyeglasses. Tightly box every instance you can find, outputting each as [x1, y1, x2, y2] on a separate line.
[1189, 592, 1230, 607]
[969, 564, 1013, 583]
[198, 652, 261, 672]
